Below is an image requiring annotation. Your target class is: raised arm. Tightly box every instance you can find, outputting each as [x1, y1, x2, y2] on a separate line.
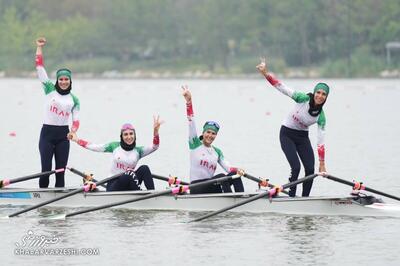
[317, 111, 326, 172]
[35, 37, 54, 94]
[70, 132, 118, 153]
[182, 85, 201, 149]
[256, 58, 309, 103]
[136, 115, 162, 158]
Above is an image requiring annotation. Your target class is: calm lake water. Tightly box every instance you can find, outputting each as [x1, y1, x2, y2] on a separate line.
[1, 78, 400, 265]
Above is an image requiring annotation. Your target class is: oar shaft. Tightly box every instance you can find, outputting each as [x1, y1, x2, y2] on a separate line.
[324, 175, 354, 187]
[326, 175, 400, 201]
[363, 187, 400, 201]
[244, 174, 289, 195]
[7, 172, 123, 218]
[66, 190, 171, 218]
[64, 175, 236, 218]
[152, 174, 190, 185]
[8, 188, 84, 218]
[243, 174, 261, 183]
[191, 190, 269, 222]
[1, 169, 64, 188]
[189, 175, 236, 190]
[68, 167, 107, 189]
[191, 173, 318, 222]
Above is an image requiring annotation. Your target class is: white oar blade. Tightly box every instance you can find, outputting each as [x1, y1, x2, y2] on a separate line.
[366, 203, 400, 211]
[0, 215, 10, 219]
[44, 214, 67, 220]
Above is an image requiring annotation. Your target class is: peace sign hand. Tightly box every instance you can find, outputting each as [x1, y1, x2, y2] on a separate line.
[182, 85, 192, 103]
[153, 115, 164, 135]
[256, 57, 268, 75]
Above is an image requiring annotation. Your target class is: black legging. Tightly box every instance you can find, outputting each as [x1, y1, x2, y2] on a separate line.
[39, 124, 69, 188]
[107, 165, 155, 191]
[280, 125, 315, 197]
[190, 172, 244, 194]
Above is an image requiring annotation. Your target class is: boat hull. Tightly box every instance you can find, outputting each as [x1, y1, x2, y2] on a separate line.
[1, 188, 400, 217]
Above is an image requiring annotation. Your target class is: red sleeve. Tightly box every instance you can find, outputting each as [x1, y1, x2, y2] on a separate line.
[186, 102, 194, 118]
[153, 134, 160, 145]
[317, 144, 325, 161]
[77, 139, 88, 147]
[35, 54, 43, 67]
[265, 73, 280, 86]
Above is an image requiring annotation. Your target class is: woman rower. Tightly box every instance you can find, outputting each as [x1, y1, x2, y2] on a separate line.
[256, 58, 329, 197]
[35, 37, 80, 188]
[182, 85, 245, 194]
[70, 116, 162, 191]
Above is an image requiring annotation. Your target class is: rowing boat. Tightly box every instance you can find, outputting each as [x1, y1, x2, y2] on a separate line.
[1, 187, 399, 217]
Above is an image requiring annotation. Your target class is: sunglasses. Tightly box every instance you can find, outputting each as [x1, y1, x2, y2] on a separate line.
[204, 121, 220, 129]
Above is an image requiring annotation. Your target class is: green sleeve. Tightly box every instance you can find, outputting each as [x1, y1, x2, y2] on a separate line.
[189, 137, 202, 150]
[104, 142, 120, 153]
[43, 81, 55, 95]
[317, 110, 326, 129]
[71, 93, 80, 111]
[213, 146, 224, 160]
[292, 91, 310, 103]
[135, 146, 144, 158]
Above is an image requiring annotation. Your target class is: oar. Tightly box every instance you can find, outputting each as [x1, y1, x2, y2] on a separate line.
[67, 167, 107, 189]
[190, 173, 319, 222]
[3, 171, 125, 218]
[0, 168, 65, 189]
[243, 173, 289, 195]
[50, 174, 241, 219]
[152, 174, 190, 186]
[325, 174, 400, 201]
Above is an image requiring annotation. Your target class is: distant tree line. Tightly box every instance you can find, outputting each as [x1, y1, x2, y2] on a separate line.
[0, 0, 399, 77]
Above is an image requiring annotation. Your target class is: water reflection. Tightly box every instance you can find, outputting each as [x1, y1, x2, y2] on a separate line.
[1, 79, 400, 265]
[108, 209, 159, 227]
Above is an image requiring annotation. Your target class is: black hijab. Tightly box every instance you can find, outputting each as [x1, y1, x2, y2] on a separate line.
[55, 81, 72, 95]
[120, 133, 136, 151]
[307, 93, 326, 117]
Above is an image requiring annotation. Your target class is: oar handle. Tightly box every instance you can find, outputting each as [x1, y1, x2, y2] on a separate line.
[325, 175, 400, 201]
[0, 169, 64, 188]
[67, 167, 107, 189]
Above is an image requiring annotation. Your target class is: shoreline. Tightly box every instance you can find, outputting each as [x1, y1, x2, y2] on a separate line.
[0, 69, 399, 79]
